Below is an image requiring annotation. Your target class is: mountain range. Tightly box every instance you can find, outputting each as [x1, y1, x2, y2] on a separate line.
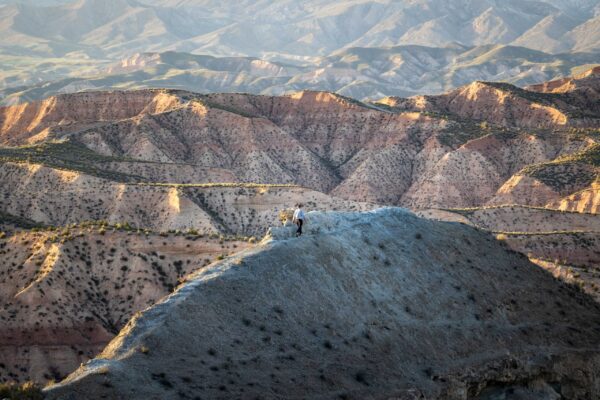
[2, 0, 600, 395]
[1, 0, 599, 103]
[1, 0, 599, 59]
[2, 45, 599, 104]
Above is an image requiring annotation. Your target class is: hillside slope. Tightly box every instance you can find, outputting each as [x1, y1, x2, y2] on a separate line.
[0, 162, 371, 236]
[0, 225, 252, 383]
[1, 69, 599, 211]
[46, 208, 600, 399]
[418, 205, 600, 301]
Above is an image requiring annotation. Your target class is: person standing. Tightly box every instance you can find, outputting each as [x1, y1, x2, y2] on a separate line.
[292, 204, 305, 237]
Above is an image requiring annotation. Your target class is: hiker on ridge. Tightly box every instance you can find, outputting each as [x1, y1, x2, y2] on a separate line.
[292, 204, 305, 237]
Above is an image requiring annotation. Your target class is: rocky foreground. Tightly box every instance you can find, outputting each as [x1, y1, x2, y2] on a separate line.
[46, 209, 600, 400]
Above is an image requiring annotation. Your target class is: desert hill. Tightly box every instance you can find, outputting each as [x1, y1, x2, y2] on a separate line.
[0, 161, 371, 236]
[419, 205, 600, 302]
[45, 209, 600, 399]
[378, 66, 600, 128]
[1, 70, 600, 390]
[1, 68, 599, 211]
[419, 204, 600, 233]
[0, 221, 253, 383]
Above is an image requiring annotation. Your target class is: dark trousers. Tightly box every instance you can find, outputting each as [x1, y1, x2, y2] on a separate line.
[296, 219, 303, 236]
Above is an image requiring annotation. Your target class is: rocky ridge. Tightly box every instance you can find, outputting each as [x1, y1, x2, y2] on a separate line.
[1, 68, 599, 212]
[45, 209, 600, 400]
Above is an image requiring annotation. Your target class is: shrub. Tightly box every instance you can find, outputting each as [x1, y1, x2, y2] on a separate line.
[278, 209, 294, 225]
[0, 381, 44, 400]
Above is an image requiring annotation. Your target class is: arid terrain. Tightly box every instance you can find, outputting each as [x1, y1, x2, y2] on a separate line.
[0, 214, 256, 383]
[1, 66, 599, 211]
[0, 65, 599, 397]
[1, 0, 599, 397]
[419, 206, 600, 301]
[45, 209, 600, 400]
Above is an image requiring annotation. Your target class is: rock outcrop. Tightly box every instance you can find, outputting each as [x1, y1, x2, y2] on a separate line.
[551, 181, 600, 214]
[45, 209, 600, 400]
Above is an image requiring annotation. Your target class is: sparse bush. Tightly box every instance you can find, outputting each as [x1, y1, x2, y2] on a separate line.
[0, 381, 44, 400]
[278, 209, 294, 225]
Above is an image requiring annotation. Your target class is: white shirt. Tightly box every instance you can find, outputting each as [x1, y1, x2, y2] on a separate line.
[293, 208, 305, 220]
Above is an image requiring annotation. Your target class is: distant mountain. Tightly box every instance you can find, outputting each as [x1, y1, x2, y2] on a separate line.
[1, 0, 599, 101]
[2, 45, 599, 104]
[0, 0, 599, 60]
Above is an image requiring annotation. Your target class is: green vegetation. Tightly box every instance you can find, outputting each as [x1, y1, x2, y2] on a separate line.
[520, 143, 600, 191]
[438, 120, 509, 148]
[329, 92, 374, 110]
[0, 382, 44, 400]
[0, 211, 44, 229]
[555, 143, 600, 167]
[193, 99, 258, 119]
[0, 140, 143, 182]
[443, 204, 598, 216]
[492, 230, 597, 236]
[481, 81, 565, 107]
[2, 217, 255, 244]
[565, 127, 600, 141]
